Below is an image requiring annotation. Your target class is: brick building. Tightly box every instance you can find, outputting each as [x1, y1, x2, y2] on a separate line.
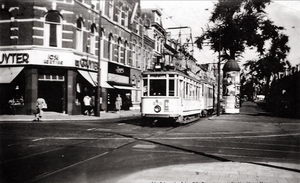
[0, 0, 146, 115]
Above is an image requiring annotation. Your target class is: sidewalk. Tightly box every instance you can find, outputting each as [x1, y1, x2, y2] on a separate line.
[0, 110, 141, 122]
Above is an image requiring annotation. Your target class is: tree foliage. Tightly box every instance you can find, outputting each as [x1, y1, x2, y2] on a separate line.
[195, 0, 291, 97]
[195, 0, 287, 60]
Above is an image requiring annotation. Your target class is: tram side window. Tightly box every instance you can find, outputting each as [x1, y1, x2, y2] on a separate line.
[143, 79, 148, 96]
[150, 79, 166, 96]
[169, 79, 174, 96]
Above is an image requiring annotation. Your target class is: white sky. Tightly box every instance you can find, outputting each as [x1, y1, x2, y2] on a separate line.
[140, 0, 300, 67]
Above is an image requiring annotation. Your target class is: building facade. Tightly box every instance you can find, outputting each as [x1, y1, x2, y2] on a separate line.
[0, 0, 145, 115]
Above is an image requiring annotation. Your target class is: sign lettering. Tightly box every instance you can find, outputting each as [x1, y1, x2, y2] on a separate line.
[44, 54, 63, 65]
[0, 53, 29, 64]
[75, 58, 98, 71]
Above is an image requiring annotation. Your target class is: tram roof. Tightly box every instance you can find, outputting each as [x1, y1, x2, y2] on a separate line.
[142, 70, 215, 84]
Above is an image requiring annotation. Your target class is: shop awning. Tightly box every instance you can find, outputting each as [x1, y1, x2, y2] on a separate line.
[78, 70, 113, 88]
[78, 70, 97, 86]
[0, 67, 24, 83]
[113, 85, 138, 90]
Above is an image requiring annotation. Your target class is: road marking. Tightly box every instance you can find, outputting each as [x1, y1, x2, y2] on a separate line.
[133, 144, 156, 149]
[32, 138, 45, 141]
[87, 128, 112, 131]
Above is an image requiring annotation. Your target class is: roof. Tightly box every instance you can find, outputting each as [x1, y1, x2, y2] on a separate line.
[223, 59, 241, 72]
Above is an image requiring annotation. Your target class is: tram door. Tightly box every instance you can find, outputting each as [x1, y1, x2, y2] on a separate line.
[38, 81, 64, 113]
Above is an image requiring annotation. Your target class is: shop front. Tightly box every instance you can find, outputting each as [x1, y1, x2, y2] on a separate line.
[106, 62, 137, 111]
[0, 49, 104, 115]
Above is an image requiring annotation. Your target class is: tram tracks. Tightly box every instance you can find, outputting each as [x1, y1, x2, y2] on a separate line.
[4, 117, 300, 183]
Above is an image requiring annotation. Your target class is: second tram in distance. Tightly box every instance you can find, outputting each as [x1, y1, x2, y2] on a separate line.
[141, 69, 215, 125]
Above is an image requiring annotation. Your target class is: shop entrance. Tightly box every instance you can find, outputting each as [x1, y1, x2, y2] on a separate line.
[107, 89, 132, 111]
[38, 81, 64, 113]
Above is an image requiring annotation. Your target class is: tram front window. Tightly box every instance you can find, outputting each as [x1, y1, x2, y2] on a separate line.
[150, 80, 166, 96]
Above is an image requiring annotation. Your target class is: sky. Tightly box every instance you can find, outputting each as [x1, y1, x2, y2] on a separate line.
[140, 0, 300, 67]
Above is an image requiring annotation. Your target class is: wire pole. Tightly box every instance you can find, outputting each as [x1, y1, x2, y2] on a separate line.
[96, 9, 102, 117]
[217, 29, 221, 116]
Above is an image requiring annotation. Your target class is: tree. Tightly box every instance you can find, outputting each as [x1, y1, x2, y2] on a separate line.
[195, 0, 290, 99]
[195, 0, 283, 61]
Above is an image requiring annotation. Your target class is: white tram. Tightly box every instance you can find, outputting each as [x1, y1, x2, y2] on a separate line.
[141, 70, 209, 125]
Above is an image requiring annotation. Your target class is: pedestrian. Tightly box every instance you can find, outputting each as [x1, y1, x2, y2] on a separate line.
[83, 94, 91, 115]
[8, 98, 16, 115]
[33, 98, 47, 121]
[90, 95, 95, 115]
[115, 94, 122, 113]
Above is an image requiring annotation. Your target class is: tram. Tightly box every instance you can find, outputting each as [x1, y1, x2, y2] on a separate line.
[141, 69, 214, 125]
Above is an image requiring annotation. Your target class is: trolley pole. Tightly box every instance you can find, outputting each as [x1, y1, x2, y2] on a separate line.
[95, 9, 102, 117]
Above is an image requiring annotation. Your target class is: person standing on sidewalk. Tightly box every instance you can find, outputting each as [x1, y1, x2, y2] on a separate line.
[83, 94, 92, 115]
[33, 98, 47, 121]
[115, 94, 122, 113]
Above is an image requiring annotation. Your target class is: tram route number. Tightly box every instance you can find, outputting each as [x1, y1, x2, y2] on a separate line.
[153, 99, 162, 106]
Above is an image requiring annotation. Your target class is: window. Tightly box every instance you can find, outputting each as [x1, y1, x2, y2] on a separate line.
[90, 23, 97, 55]
[132, 40, 136, 67]
[108, 0, 114, 19]
[169, 79, 175, 96]
[0, 9, 11, 45]
[45, 11, 62, 47]
[108, 34, 113, 61]
[136, 44, 141, 68]
[143, 79, 148, 96]
[117, 38, 122, 63]
[150, 80, 166, 96]
[76, 17, 84, 52]
[124, 41, 128, 65]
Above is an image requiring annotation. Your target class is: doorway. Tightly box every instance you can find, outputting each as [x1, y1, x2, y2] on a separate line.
[38, 81, 65, 113]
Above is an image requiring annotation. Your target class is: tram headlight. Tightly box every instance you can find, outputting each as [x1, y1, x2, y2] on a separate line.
[154, 105, 161, 113]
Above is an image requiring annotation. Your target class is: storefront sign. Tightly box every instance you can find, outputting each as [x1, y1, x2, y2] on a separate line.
[75, 58, 98, 71]
[44, 54, 63, 65]
[1, 50, 74, 67]
[108, 62, 129, 77]
[0, 53, 29, 64]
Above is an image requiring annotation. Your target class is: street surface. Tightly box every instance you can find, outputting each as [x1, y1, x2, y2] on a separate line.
[0, 102, 299, 183]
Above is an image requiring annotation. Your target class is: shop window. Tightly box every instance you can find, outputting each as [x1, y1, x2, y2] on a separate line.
[38, 74, 65, 81]
[44, 10, 62, 47]
[9, 85, 24, 106]
[75, 83, 81, 106]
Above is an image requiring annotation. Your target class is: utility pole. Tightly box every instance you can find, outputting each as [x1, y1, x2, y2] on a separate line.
[95, 9, 102, 117]
[217, 29, 221, 116]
